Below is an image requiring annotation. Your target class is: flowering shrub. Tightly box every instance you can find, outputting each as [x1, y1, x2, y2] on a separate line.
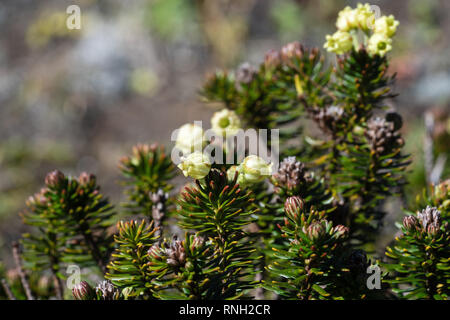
[0, 3, 448, 301]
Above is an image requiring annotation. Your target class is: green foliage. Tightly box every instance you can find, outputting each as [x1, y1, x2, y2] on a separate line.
[202, 43, 410, 248]
[119, 143, 175, 218]
[333, 49, 396, 122]
[178, 169, 259, 299]
[336, 115, 411, 244]
[1, 5, 448, 301]
[148, 234, 221, 300]
[201, 43, 331, 157]
[263, 200, 381, 299]
[106, 220, 159, 299]
[384, 206, 450, 299]
[21, 171, 115, 276]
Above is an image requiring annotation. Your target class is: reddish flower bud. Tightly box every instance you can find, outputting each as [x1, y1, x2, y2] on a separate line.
[191, 235, 205, 250]
[166, 238, 186, 267]
[417, 206, 441, 231]
[284, 196, 304, 221]
[72, 281, 95, 300]
[402, 215, 418, 231]
[264, 49, 281, 69]
[306, 221, 326, 240]
[427, 224, 440, 236]
[235, 62, 256, 85]
[78, 172, 95, 185]
[45, 170, 65, 187]
[281, 41, 304, 60]
[273, 157, 311, 192]
[333, 225, 349, 238]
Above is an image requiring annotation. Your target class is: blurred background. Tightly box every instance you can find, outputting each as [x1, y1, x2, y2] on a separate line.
[0, 0, 449, 265]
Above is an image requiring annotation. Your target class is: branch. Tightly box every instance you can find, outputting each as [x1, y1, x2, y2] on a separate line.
[12, 242, 34, 300]
[1, 279, 16, 300]
[150, 189, 168, 244]
[52, 273, 64, 300]
[424, 111, 434, 185]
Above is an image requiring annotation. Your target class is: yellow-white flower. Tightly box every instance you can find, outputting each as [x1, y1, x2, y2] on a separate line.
[177, 152, 211, 180]
[175, 123, 206, 154]
[374, 15, 399, 38]
[355, 3, 375, 31]
[324, 31, 353, 55]
[226, 165, 239, 182]
[336, 6, 358, 31]
[211, 108, 242, 137]
[367, 32, 392, 56]
[237, 155, 273, 186]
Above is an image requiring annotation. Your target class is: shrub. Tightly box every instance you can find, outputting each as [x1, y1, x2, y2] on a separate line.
[0, 3, 448, 300]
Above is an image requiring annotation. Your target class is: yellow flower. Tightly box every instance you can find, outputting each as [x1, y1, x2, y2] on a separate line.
[336, 6, 358, 31]
[324, 31, 353, 55]
[367, 33, 392, 56]
[355, 3, 375, 31]
[374, 15, 399, 37]
[211, 108, 242, 137]
[177, 152, 211, 180]
[237, 155, 273, 186]
[175, 123, 206, 154]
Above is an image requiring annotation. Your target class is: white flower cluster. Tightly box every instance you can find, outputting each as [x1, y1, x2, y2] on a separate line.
[324, 3, 399, 57]
[174, 109, 272, 185]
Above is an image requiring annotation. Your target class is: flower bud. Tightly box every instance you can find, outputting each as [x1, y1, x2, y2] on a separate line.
[95, 280, 119, 300]
[402, 215, 418, 231]
[336, 6, 358, 31]
[365, 117, 403, 155]
[211, 108, 242, 137]
[313, 106, 345, 134]
[417, 206, 441, 231]
[427, 224, 441, 236]
[28, 188, 48, 206]
[237, 155, 273, 186]
[273, 157, 310, 192]
[177, 152, 212, 180]
[226, 165, 239, 182]
[333, 224, 349, 239]
[235, 62, 256, 85]
[324, 31, 353, 55]
[434, 179, 449, 209]
[281, 42, 303, 60]
[264, 49, 281, 69]
[284, 196, 304, 221]
[355, 3, 375, 31]
[191, 235, 205, 250]
[306, 221, 326, 240]
[373, 15, 399, 37]
[72, 281, 96, 300]
[166, 238, 186, 267]
[175, 123, 206, 155]
[45, 170, 65, 188]
[78, 172, 95, 185]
